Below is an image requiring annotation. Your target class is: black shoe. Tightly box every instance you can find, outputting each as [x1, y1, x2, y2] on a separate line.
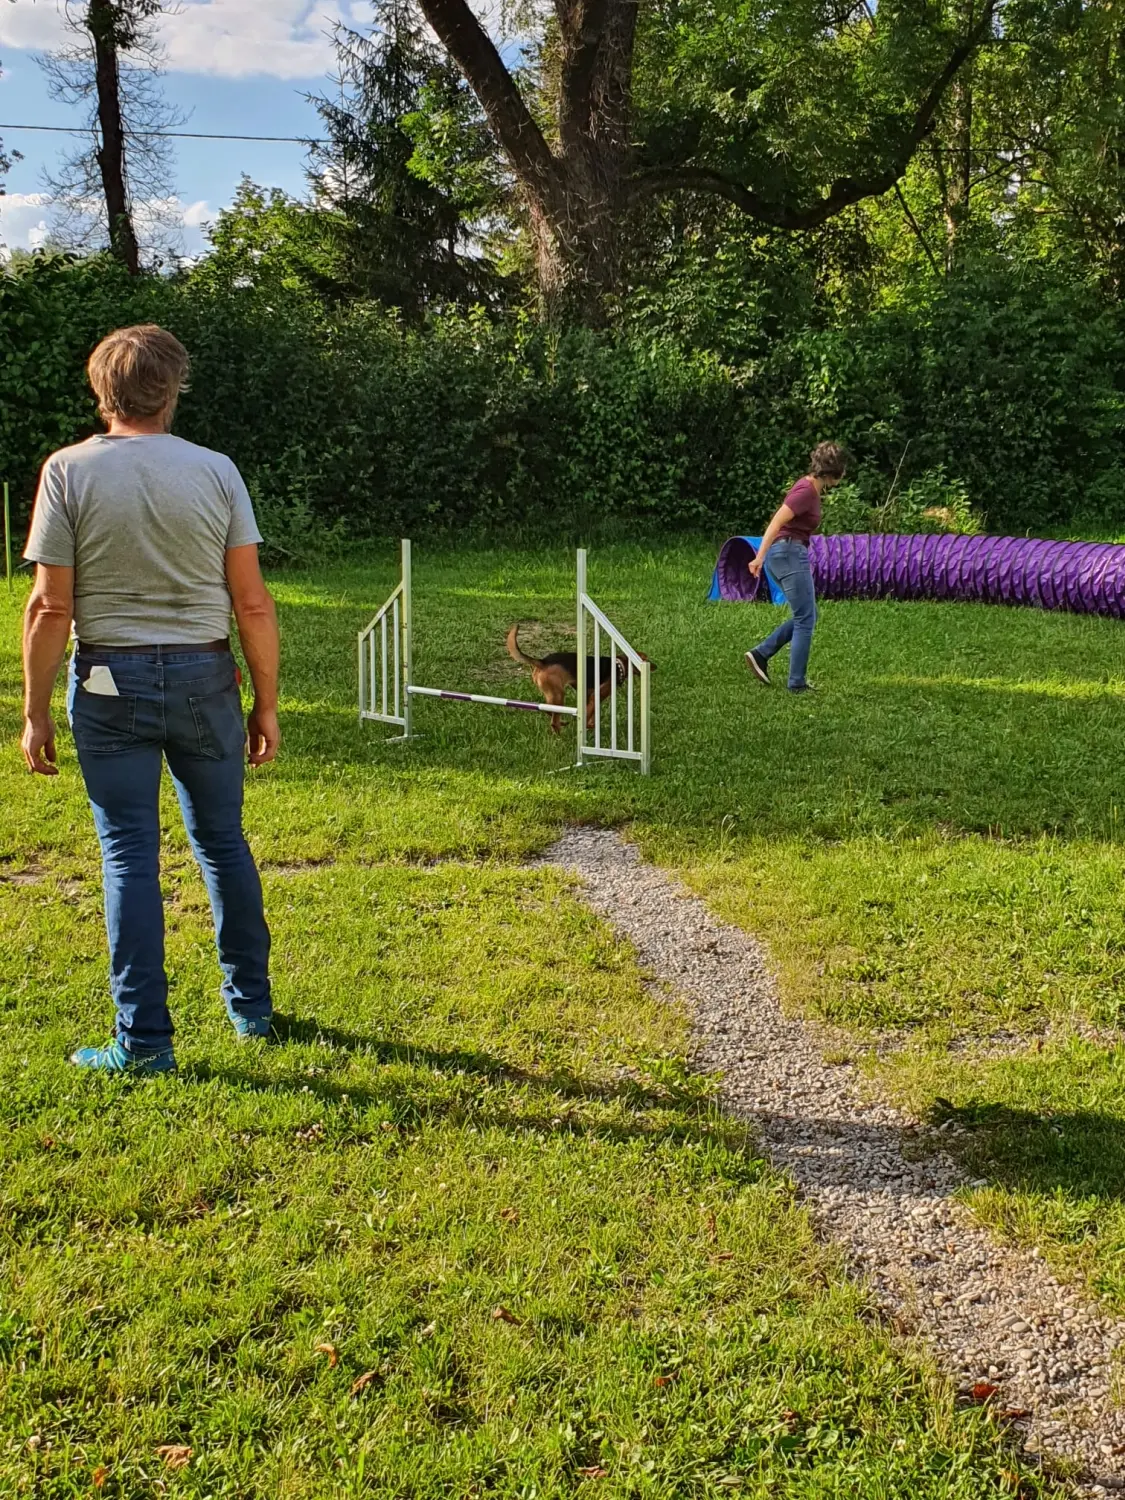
[746, 650, 771, 686]
[788, 682, 817, 694]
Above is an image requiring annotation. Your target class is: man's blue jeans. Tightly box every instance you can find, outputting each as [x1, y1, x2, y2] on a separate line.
[753, 539, 818, 688]
[68, 646, 271, 1054]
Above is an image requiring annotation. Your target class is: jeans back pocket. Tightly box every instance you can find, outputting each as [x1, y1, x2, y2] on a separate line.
[189, 684, 246, 760]
[70, 690, 139, 754]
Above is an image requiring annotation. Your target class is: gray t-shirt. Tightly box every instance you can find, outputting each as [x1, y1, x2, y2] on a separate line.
[24, 433, 263, 646]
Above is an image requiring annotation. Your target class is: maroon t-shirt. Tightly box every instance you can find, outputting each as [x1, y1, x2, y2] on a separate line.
[777, 477, 822, 544]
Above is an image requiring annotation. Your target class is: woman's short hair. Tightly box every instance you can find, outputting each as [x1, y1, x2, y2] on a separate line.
[809, 441, 848, 480]
[88, 324, 190, 424]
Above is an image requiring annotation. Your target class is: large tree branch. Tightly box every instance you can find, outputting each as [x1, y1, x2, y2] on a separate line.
[558, 0, 612, 150]
[417, 0, 567, 222]
[633, 1, 998, 228]
[596, 0, 638, 145]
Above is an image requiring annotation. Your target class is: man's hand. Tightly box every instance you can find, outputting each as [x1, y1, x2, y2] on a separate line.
[246, 704, 280, 767]
[22, 714, 58, 776]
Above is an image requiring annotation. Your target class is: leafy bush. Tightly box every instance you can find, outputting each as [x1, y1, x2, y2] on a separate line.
[822, 467, 981, 535]
[1, 251, 1122, 556]
[747, 261, 1125, 533]
[893, 468, 981, 534]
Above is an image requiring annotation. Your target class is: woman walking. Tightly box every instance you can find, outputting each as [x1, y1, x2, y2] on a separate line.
[745, 442, 848, 693]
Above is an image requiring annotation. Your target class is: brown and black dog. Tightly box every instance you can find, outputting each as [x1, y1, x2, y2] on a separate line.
[507, 624, 653, 734]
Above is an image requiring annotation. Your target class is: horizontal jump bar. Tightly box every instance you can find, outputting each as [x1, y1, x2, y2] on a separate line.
[582, 746, 643, 761]
[407, 686, 578, 715]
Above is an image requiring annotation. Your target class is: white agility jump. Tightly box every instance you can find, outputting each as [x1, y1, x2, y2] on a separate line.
[358, 541, 651, 774]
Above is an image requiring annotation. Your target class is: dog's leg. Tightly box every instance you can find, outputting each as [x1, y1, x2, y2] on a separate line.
[533, 668, 568, 735]
[586, 677, 614, 731]
[545, 685, 566, 734]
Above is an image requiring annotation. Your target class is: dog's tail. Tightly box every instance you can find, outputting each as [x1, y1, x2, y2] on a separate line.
[506, 624, 541, 670]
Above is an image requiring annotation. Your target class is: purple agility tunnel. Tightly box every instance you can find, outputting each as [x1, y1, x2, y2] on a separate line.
[709, 533, 1125, 619]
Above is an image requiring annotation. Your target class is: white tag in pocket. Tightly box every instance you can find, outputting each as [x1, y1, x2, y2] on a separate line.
[83, 665, 120, 697]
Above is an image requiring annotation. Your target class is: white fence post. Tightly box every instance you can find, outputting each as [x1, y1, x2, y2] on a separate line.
[576, 547, 587, 768]
[402, 538, 413, 741]
[640, 658, 651, 776]
[357, 540, 410, 737]
[574, 547, 650, 774]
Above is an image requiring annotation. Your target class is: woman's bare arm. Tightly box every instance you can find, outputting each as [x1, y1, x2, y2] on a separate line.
[748, 504, 795, 576]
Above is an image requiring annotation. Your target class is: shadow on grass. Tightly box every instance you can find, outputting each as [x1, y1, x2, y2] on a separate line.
[184, 1012, 702, 1116]
[193, 1015, 1125, 1212]
[180, 1037, 1125, 1216]
[179, 1054, 756, 1163]
[928, 1096, 1125, 1207]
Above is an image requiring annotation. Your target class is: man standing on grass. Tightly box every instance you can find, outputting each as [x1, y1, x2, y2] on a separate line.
[20, 324, 280, 1074]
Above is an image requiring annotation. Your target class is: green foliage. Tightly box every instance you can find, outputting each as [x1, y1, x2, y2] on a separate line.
[894, 468, 981, 533]
[633, 0, 956, 211]
[201, 180, 353, 302]
[820, 469, 981, 535]
[303, 12, 512, 314]
[0, 253, 162, 510]
[743, 259, 1125, 531]
[2, 250, 1123, 548]
[0, 258, 751, 545]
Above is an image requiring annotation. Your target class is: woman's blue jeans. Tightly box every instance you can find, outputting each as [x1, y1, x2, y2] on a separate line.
[753, 539, 818, 688]
[68, 646, 272, 1054]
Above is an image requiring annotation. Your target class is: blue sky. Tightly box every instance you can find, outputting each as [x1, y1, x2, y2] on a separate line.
[0, 1, 379, 257]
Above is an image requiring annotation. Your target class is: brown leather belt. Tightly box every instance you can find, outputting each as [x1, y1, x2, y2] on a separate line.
[77, 639, 230, 655]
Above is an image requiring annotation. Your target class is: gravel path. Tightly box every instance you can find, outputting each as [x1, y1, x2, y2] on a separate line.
[539, 827, 1125, 1497]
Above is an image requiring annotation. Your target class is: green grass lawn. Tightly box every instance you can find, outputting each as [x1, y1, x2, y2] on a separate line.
[4, 537, 1122, 1496]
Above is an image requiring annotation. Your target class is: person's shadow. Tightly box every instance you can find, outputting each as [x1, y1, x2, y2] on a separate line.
[181, 1010, 748, 1156]
[184, 1015, 1125, 1222]
[925, 1093, 1125, 1207]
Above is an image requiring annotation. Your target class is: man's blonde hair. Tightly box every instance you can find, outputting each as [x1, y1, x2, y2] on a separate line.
[87, 324, 190, 424]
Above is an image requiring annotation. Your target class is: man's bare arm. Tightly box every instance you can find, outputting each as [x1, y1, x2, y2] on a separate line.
[225, 544, 280, 767]
[22, 564, 75, 775]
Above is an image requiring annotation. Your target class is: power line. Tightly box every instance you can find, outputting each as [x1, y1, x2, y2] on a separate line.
[0, 122, 325, 144]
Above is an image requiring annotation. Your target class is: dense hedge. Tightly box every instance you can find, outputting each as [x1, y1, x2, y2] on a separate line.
[2, 253, 1123, 554]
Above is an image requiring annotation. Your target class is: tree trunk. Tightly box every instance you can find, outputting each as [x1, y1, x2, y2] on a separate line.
[418, 0, 995, 319]
[418, 0, 636, 320]
[88, 0, 140, 274]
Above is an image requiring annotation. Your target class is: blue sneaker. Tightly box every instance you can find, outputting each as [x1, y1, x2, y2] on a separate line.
[229, 1014, 273, 1041]
[70, 1040, 176, 1075]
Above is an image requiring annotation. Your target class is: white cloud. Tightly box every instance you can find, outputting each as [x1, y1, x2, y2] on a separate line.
[0, 189, 214, 259]
[0, 191, 50, 258]
[160, 1, 362, 81]
[0, 2, 68, 53]
[1, 0, 528, 97]
[0, 0, 379, 80]
[0, 0, 519, 81]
